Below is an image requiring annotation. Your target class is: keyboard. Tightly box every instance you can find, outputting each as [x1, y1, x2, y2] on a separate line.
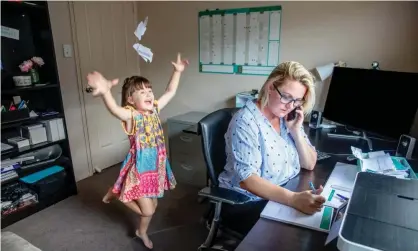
[317, 150, 331, 161]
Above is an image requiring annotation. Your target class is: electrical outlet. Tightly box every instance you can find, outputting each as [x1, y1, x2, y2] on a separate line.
[63, 44, 73, 58]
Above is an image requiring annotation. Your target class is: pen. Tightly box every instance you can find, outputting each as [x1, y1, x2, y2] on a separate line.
[309, 181, 317, 194]
[336, 194, 349, 201]
[18, 101, 25, 110]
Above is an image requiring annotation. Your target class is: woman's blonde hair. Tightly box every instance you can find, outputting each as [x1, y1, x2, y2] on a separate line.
[258, 61, 316, 115]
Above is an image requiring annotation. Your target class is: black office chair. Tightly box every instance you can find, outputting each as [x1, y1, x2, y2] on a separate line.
[197, 108, 253, 251]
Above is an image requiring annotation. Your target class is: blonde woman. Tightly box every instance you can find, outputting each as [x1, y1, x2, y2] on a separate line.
[218, 61, 326, 234]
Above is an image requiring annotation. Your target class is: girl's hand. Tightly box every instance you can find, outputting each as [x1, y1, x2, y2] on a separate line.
[285, 106, 304, 136]
[171, 53, 189, 73]
[86, 71, 119, 97]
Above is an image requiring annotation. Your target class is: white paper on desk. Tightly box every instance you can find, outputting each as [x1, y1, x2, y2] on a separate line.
[325, 217, 343, 246]
[322, 162, 358, 208]
[362, 154, 395, 172]
[261, 201, 333, 232]
[368, 150, 385, 158]
[134, 17, 148, 41]
[133, 43, 153, 63]
[351, 146, 365, 159]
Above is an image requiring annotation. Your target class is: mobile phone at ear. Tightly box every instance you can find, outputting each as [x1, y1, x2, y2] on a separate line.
[287, 107, 300, 121]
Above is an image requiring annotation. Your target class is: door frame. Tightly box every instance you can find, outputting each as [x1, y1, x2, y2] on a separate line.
[67, 1, 139, 175]
[68, 1, 94, 175]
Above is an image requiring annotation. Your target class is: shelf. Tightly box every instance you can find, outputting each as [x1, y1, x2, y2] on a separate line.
[1, 184, 77, 228]
[1, 113, 63, 130]
[1, 84, 59, 95]
[1, 156, 71, 186]
[1, 139, 66, 160]
[1, 1, 47, 11]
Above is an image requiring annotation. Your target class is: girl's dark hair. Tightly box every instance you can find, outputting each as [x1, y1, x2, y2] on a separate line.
[121, 76, 152, 107]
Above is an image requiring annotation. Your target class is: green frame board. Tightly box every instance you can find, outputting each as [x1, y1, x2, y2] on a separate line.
[198, 5, 282, 76]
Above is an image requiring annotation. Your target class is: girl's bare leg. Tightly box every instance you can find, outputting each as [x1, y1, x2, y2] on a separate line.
[102, 187, 117, 203]
[123, 201, 143, 215]
[134, 198, 155, 249]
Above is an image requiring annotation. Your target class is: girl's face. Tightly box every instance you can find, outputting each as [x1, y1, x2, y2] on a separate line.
[129, 87, 155, 111]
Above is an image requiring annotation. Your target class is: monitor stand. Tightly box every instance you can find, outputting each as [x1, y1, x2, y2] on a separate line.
[327, 130, 373, 151]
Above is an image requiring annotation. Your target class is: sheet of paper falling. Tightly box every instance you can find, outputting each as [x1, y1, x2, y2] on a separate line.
[133, 43, 153, 63]
[133, 17, 153, 63]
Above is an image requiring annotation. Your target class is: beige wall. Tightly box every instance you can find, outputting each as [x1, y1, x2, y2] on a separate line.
[49, 2, 91, 181]
[49, 1, 418, 180]
[137, 1, 418, 134]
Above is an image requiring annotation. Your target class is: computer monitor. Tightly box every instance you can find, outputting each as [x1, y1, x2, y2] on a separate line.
[323, 67, 418, 140]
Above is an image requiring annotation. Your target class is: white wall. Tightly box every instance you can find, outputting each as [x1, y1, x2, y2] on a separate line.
[137, 1, 418, 134]
[49, 1, 418, 180]
[48, 2, 91, 181]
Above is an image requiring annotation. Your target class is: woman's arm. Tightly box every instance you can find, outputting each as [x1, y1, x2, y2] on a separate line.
[240, 175, 294, 205]
[286, 108, 317, 170]
[157, 53, 189, 111]
[291, 129, 317, 170]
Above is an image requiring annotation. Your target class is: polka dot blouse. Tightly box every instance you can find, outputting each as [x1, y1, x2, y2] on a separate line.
[218, 100, 314, 201]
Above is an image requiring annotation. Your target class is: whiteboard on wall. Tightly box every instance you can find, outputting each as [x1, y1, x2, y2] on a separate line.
[198, 6, 282, 76]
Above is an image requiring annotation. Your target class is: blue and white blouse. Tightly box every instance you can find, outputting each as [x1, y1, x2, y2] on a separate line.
[218, 100, 314, 200]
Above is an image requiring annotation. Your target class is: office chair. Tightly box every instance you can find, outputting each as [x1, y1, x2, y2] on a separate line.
[197, 108, 253, 251]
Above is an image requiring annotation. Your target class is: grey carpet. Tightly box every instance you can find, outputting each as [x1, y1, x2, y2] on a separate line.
[3, 165, 208, 251]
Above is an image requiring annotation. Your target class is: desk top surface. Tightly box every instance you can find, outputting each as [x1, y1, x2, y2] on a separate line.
[236, 125, 418, 251]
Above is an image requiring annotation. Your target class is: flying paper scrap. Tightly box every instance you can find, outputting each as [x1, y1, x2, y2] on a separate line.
[133, 17, 153, 63]
[134, 17, 148, 41]
[133, 43, 153, 63]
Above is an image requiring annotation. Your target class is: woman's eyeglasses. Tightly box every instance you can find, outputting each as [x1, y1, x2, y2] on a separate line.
[274, 86, 305, 107]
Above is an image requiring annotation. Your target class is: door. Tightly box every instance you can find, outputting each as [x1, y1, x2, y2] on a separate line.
[71, 1, 140, 172]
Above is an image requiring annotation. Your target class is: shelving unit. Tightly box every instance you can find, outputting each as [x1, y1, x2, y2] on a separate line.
[1, 1, 77, 228]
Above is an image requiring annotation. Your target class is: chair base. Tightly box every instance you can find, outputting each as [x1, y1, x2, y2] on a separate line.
[199, 201, 243, 251]
[198, 245, 229, 251]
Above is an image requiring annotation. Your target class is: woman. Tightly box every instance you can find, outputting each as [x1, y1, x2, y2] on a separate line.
[218, 61, 326, 234]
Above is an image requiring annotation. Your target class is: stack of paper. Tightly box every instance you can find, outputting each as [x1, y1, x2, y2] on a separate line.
[351, 147, 408, 179]
[322, 162, 358, 209]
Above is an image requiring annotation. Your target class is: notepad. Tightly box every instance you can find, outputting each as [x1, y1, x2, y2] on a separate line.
[260, 201, 334, 232]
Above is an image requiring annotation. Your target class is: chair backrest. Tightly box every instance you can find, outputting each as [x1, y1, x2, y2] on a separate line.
[198, 108, 239, 187]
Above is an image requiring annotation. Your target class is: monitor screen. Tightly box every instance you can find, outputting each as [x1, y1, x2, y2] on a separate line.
[323, 67, 418, 139]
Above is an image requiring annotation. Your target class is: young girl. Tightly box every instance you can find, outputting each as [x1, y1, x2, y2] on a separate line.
[86, 53, 189, 249]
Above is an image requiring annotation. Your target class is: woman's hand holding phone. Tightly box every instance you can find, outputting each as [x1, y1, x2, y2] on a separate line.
[285, 106, 304, 135]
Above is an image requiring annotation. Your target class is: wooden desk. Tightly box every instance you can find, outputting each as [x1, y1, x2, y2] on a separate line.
[236, 126, 418, 251]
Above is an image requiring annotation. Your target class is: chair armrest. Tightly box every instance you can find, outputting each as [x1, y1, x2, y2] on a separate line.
[198, 187, 252, 205]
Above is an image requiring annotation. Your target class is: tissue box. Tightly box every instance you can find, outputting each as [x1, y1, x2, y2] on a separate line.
[21, 124, 47, 145]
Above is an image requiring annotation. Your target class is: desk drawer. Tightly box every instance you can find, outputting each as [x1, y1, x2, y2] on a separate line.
[170, 133, 202, 156]
[168, 121, 201, 156]
[171, 153, 207, 188]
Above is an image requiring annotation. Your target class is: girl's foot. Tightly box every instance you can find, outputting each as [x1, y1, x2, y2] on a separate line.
[135, 230, 153, 249]
[102, 190, 116, 204]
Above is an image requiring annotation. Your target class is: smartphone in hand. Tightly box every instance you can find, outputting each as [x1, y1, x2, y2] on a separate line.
[287, 107, 301, 121]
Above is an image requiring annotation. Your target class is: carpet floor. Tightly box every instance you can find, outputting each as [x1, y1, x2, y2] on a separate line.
[3, 165, 209, 251]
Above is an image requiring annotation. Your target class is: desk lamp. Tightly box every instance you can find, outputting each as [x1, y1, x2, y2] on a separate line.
[312, 61, 347, 82]
[310, 61, 346, 129]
